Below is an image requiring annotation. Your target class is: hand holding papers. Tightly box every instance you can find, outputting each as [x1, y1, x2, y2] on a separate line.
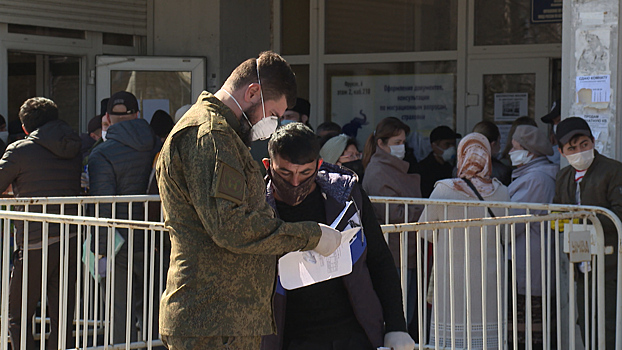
[279, 201, 360, 290]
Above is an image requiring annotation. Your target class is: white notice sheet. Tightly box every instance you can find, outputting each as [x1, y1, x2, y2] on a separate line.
[278, 227, 360, 290]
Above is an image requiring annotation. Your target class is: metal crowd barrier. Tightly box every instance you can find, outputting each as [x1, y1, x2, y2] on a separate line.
[370, 196, 622, 350]
[0, 195, 166, 350]
[0, 195, 619, 350]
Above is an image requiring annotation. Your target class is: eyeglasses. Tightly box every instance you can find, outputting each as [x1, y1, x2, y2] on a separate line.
[338, 152, 362, 162]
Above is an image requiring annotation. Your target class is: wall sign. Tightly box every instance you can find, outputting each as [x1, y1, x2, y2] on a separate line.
[532, 0, 563, 23]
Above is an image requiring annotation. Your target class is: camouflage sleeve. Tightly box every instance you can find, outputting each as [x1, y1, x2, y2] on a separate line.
[184, 130, 321, 255]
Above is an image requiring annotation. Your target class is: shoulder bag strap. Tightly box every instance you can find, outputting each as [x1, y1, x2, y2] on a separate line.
[461, 177, 496, 218]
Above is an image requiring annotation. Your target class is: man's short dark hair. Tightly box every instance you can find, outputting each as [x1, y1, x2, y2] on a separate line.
[268, 123, 320, 165]
[19, 97, 58, 133]
[316, 122, 342, 143]
[226, 51, 297, 108]
[472, 120, 500, 144]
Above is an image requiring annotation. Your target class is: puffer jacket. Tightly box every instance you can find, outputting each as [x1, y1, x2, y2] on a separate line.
[0, 119, 82, 248]
[88, 118, 161, 251]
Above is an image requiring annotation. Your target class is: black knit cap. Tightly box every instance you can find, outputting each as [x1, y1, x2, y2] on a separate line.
[87, 115, 103, 134]
[430, 125, 461, 144]
[150, 109, 174, 139]
[98, 98, 109, 117]
[287, 98, 311, 116]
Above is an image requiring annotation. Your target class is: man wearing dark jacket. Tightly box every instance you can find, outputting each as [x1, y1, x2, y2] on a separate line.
[1, 97, 82, 350]
[88, 90, 162, 344]
[553, 117, 621, 349]
[260, 123, 414, 350]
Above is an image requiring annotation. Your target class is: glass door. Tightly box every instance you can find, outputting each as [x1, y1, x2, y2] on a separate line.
[95, 56, 205, 123]
[466, 58, 550, 149]
[7, 51, 80, 135]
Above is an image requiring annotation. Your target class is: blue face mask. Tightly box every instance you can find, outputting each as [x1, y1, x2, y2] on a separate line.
[280, 119, 297, 127]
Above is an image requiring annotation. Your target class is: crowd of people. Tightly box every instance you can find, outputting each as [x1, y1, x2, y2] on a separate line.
[0, 50, 618, 350]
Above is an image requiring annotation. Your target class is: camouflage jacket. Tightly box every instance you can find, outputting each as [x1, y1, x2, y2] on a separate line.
[156, 91, 322, 337]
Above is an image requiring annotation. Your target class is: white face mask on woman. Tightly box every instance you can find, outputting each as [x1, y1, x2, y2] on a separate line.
[389, 144, 406, 159]
[509, 149, 533, 166]
[566, 148, 595, 171]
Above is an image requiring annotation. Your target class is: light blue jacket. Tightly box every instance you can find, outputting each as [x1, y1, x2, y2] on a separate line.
[508, 157, 558, 295]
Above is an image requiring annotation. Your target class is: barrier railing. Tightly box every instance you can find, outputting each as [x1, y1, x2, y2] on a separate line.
[0, 195, 619, 349]
[0, 195, 166, 350]
[369, 196, 622, 350]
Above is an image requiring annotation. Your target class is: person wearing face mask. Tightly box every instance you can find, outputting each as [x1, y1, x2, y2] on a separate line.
[553, 117, 621, 349]
[319, 133, 365, 180]
[157, 51, 342, 350]
[361, 117, 424, 335]
[506, 125, 558, 348]
[420, 133, 509, 349]
[414, 125, 460, 198]
[260, 123, 414, 350]
[280, 97, 311, 128]
[472, 121, 512, 186]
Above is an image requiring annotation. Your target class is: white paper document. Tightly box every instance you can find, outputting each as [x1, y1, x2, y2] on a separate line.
[278, 227, 360, 290]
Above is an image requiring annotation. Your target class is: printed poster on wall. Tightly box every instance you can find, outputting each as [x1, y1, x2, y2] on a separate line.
[330, 74, 454, 148]
[493, 93, 529, 122]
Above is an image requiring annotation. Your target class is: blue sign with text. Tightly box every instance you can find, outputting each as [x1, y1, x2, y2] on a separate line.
[532, 0, 562, 23]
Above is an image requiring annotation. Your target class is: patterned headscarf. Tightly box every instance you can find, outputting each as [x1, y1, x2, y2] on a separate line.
[452, 133, 495, 197]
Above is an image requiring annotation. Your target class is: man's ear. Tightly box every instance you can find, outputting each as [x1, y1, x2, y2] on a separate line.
[558, 147, 565, 158]
[244, 83, 262, 103]
[262, 158, 270, 170]
[301, 114, 309, 124]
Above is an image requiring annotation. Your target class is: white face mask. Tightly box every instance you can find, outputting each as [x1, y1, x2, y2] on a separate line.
[389, 144, 406, 159]
[442, 146, 456, 163]
[509, 149, 533, 166]
[0, 131, 8, 145]
[222, 59, 277, 142]
[101, 130, 107, 141]
[566, 148, 594, 171]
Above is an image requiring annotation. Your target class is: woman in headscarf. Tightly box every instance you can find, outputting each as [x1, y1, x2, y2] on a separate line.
[421, 132, 509, 349]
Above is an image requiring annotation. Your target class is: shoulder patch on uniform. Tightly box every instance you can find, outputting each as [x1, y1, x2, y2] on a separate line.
[214, 161, 245, 205]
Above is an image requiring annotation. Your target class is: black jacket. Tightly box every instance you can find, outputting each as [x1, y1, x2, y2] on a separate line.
[0, 119, 82, 248]
[88, 118, 161, 251]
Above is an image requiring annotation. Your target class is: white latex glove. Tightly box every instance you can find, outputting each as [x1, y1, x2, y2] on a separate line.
[384, 331, 415, 350]
[313, 223, 341, 257]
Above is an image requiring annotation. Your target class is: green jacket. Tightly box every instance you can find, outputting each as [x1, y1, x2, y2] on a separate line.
[553, 151, 622, 279]
[156, 91, 322, 337]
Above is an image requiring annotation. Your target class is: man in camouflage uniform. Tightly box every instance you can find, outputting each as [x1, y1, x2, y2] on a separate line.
[156, 51, 342, 350]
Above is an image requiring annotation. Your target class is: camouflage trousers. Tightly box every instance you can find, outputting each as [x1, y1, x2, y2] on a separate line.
[161, 335, 261, 350]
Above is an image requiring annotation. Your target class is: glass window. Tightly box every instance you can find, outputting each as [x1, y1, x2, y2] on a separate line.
[8, 52, 80, 133]
[325, 0, 457, 54]
[50, 56, 81, 132]
[281, 0, 310, 55]
[291, 64, 310, 101]
[103, 33, 134, 47]
[474, 0, 561, 46]
[325, 61, 456, 147]
[110, 71, 192, 123]
[8, 24, 85, 39]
